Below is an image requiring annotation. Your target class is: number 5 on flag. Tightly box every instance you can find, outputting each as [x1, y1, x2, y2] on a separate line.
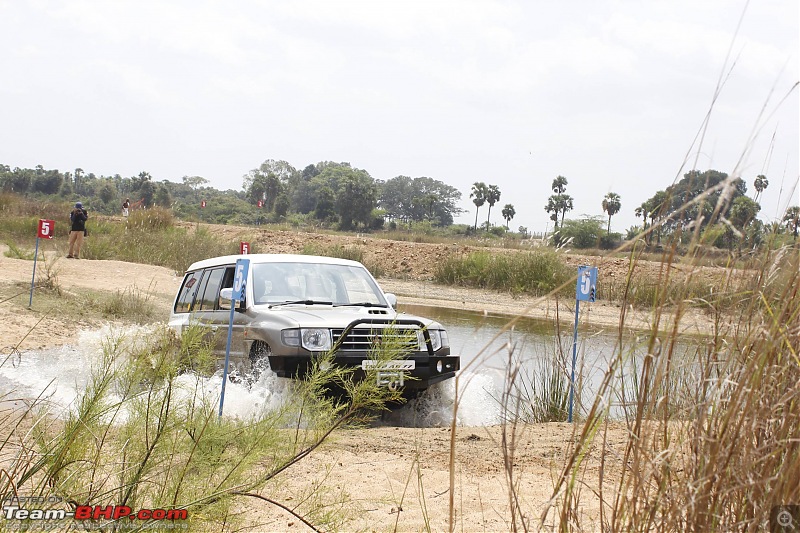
[38, 219, 55, 239]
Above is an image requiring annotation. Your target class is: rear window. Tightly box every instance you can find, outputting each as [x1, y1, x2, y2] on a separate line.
[175, 266, 238, 313]
[174, 270, 203, 313]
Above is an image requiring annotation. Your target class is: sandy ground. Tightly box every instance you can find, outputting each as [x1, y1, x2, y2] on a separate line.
[0, 243, 675, 531]
[0, 246, 182, 352]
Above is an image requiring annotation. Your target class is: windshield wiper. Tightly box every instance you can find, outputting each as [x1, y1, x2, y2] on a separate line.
[269, 300, 333, 309]
[333, 302, 388, 308]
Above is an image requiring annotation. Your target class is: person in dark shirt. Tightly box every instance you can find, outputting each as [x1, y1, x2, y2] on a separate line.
[67, 201, 88, 259]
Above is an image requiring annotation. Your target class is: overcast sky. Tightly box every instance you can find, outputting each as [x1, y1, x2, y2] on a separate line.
[1, 0, 797, 233]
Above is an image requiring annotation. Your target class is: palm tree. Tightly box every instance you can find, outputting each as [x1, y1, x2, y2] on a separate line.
[544, 176, 573, 231]
[552, 175, 568, 194]
[753, 174, 769, 202]
[601, 192, 622, 234]
[74, 167, 84, 195]
[501, 204, 515, 229]
[485, 184, 501, 228]
[470, 182, 487, 230]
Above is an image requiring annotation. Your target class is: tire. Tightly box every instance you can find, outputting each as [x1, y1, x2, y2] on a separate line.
[248, 341, 272, 384]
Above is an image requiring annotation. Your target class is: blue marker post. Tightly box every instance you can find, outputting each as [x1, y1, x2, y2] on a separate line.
[219, 258, 250, 419]
[569, 265, 597, 423]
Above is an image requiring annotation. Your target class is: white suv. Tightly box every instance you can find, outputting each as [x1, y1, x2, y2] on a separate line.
[169, 254, 460, 393]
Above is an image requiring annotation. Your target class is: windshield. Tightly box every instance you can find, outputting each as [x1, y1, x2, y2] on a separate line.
[251, 262, 387, 306]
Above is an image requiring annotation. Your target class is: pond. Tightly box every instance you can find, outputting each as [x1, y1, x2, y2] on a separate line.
[389, 303, 709, 425]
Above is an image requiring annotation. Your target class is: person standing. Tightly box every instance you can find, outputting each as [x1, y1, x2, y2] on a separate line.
[122, 198, 130, 217]
[67, 202, 88, 259]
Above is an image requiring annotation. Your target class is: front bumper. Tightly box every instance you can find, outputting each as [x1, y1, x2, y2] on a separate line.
[268, 317, 461, 390]
[268, 352, 460, 389]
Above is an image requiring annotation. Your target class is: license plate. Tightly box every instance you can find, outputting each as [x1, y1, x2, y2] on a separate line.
[361, 360, 416, 371]
[362, 360, 415, 390]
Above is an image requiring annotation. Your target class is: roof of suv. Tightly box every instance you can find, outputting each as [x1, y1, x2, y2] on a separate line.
[185, 254, 364, 273]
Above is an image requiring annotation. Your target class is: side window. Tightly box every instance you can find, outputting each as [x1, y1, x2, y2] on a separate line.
[191, 270, 211, 312]
[218, 266, 236, 310]
[197, 268, 225, 311]
[174, 270, 203, 313]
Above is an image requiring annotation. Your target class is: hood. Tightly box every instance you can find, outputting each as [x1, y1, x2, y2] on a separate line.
[251, 304, 439, 330]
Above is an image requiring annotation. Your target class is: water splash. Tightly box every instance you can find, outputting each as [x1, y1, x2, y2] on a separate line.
[381, 369, 505, 427]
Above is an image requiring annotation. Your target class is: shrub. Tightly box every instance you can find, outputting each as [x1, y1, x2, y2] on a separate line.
[100, 286, 158, 323]
[126, 207, 174, 230]
[3, 241, 35, 260]
[554, 217, 605, 248]
[435, 250, 571, 296]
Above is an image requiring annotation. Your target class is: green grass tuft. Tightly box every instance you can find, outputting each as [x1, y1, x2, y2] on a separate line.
[434, 249, 572, 296]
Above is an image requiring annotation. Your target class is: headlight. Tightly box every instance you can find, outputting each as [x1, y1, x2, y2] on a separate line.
[301, 328, 332, 351]
[420, 329, 447, 352]
[428, 330, 442, 351]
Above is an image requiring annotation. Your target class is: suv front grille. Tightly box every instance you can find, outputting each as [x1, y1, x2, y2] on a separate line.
[331, 327, 420, 352]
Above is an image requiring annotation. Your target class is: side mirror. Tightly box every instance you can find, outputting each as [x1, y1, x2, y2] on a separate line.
[219, 288, 246, 312]
[385, 293, 398, 309]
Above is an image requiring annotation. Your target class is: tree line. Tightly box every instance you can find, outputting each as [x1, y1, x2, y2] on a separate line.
[2, 161, 796, 245]
[242, 160, 464, 230]
[0, 160, 466, 230]
[541, 171, 798, 249]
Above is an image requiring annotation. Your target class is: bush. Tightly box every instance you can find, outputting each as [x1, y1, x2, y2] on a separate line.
[435, 250, 571, 296]
[369, 208, 385, 230]
[554, 217, 605, 248]
[125, 206, 174, 230]
[599, 232, 623, 249]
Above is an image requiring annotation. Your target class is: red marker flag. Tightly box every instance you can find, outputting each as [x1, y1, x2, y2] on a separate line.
[37, 219, 55, 239]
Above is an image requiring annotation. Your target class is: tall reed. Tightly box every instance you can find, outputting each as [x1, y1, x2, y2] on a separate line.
[538, 235, 799, 531]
